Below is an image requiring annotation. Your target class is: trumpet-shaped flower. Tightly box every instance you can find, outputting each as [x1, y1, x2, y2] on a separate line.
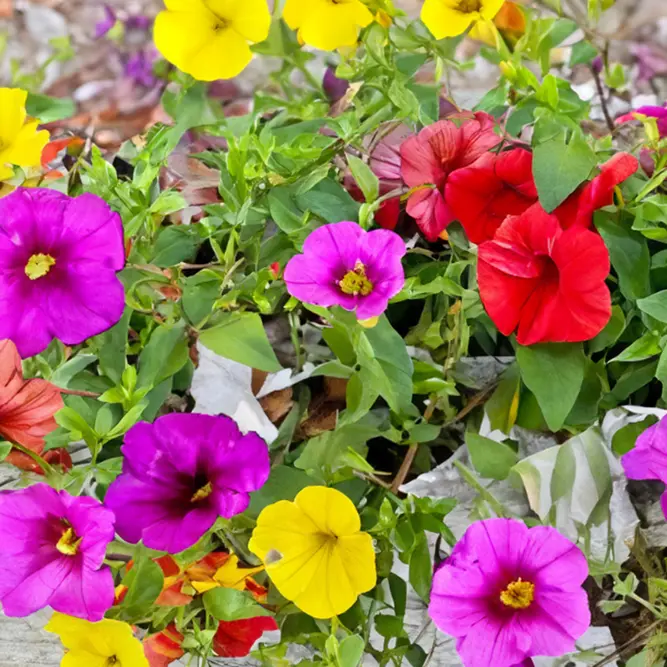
[0, 188, 125, 359]
[249, 486, 377, 619]
[0, 484, 115, 620]
[283, 0, 373, 51]
[429, 519, 590, 667]
[154, 0, 271, 81]
[421, 0, 504, 39]
[105, 413, 271, 553]
[46, 613, 149, 667]
[0, 88, 49, 182]
[284, 221, 406, 320]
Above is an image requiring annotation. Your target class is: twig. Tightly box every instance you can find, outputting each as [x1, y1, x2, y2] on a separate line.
[590, 619, 663, 667]
[591, 62, 615, 134]
[391, 443, 419, 493]
[58, 387, 101, 398]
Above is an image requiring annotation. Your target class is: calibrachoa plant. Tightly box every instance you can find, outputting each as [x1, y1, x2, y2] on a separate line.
[6, 0, 667, 665]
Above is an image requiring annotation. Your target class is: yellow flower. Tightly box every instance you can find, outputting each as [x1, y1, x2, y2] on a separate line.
[248, 486, 376, 619]
[45, 613, 149, 667]
[283, 0, 373, 51]
[154, 0, 271, 81]
[421, 0, 504, 39]
[0, 88, 49, 182]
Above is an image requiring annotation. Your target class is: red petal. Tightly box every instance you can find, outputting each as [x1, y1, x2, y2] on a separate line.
[407, 188, 452, 241]
[144, 625, 185, 667]
[212, 617, 279, 658]
[375, 196, 401, 230]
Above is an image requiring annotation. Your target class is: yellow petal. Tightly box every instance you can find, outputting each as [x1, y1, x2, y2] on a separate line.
[295, 486, 361, 536]
[164, 0, 207, 10]
[213, 553, 265, 589]
[191, 580, 220, 594]
[228, 0, 271, 43]
[421, 0, 476, 39]
[0, 88, 27, 148]
[337, 532, 377, 595]
[180, 27, 253, 80]
[0, 122, 49, 168]
[62, 653, 108, 667]
[283, 0, 312, 29]
[153, 9, 217, 73]
[0, 164, 15, 181]
[481, 0, 505, 20]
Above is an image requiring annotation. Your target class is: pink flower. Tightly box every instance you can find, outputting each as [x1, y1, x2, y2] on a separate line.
[622, 415, 667, 517]
[400, 112, 501, 241]
[0, 483, 115, 621]
[617, 105, 667, 137]
[429, 518, 590, 667]
[284, 221, 406, 320]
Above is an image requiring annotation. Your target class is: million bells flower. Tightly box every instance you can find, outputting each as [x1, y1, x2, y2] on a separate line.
[249, 486, 377, 619]
[428, 518, 590, 667]
[46, 613, 149, 667]
[0, 483, 115, 621]
[421, 0, 504, 39]
[154, 0, 271, 81]
[0, 188, 125, 359]
[0, 88, 49, 182]
[283, 0, 373, 51]
[105, 413, 271, 553]
[284, 221, 406, 320]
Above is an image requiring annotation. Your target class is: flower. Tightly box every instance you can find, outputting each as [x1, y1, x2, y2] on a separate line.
[0, 188, 125, 359]
[428, 518, 590, 667]
[400, 113, 500, 241]
[104, 413, 271, 553]
[46, 613, 148, 667]
[154, 0, 271, 81]
[283, 0, 373, 51]
[477, 203, 611, 345]
[470, 1, 525, 45]
[0, 338, 69, 473]
[144, 625, 185, 667]
[446, 148, 537, 244]
[125, 48, 159, 87]
[617, 105, 667, 137]
[421, 0, 504, 39]
[213, 617, 278, 657]
[248, 486, 377, 619]
[283, 221, 406, 320]
[0, 483, 115, 620]
[323, 66, 350, 103]
[0, 88, 49, 182]
[622, 415, 667, 517]
[95, 4, 117, 37]
[554, 153, 638, 230]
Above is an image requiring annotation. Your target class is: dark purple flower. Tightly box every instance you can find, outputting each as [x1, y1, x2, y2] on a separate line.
[95, 4, 117, 38]
[0, 189, 125, 359]
[0, 483, 115, 620]
[104, 413, 271, 554]
[284, 221, 406, 320]
[125, 14, 152, 31]
[591, 56, 603, 75]
[125, 48, 158, 87]
[323, 67, 350, 104]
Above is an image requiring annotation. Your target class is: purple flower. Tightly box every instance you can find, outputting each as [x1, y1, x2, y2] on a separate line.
[284, 222, 406, 320]
[0, 189, 125, 359]
[617, 105, 667, 138]
[323, 67, 350, 104]
[631, 45, 667, 83]
[0, 483, 115, 621]
[104, 413, 271, 554]
[125, 14, 152, 31]
[428, 518, 590, 667]
[622, 415, 667, 515]
[125, 48, 158, 87]
[95, 4, 117, 38]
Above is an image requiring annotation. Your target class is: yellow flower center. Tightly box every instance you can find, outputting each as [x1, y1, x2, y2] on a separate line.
[339, 260, 373, 296]
[191, 481, 213, 503]
[105, 657, 119, 667]
[56, 525, 83, 557]
[458, 0, 482, 12]
[499, 578, 535, 610]
[25, 253, 56, 280]
[203, 1, 232, 30]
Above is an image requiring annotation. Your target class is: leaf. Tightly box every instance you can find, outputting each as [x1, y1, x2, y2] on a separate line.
[119, 555, 164, 619]
[596, 212, 651, 301]
[589, 305, 625, 354]
[26, 93, 75, 123]
[347, 155, 379, 203]
[466, 433, 518, 481]
[610, 332, 661, 363]
[516, 343, 586, 431]
[152, 226, 200, 267]
[51, 354, 97, 388]
[248, 465, 321, 517]
[532, 131, 596, 211]
[0, 442, 12, 461]
[485, 363, 521, 434]
[199, 313, 282, 372]
[268, 187, 304, 233]
[137, 321, 188, 389]
[638, 290, 667, 323]
[339, 635, 366, 667]
[296, 179, 360, 223]
[203, 588, 273, 621]
[409, 535, 432, 603]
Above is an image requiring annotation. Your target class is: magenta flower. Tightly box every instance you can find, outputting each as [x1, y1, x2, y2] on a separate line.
[104, 413, 271, 554]
[617, 105, 667, 137]
[429, 518, 590, 667]
[0, 189, 125, 359]
[622, 415, 667, 516]
[284, 222, 406, 320]
[0, 483, 115, 621]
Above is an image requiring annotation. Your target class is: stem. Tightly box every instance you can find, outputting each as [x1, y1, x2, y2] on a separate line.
[591, 62, 615, 134]
[391, 444, 419, 493]
[453, 461, 507, 517]
[10, 442, 57, 478]
[58, 387, 101, 398]
[590, 620, 663, 667]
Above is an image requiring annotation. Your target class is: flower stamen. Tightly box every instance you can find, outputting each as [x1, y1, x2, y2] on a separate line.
[339, 260, 373, 296]
[191, 481, 213, 503]
[457, 0, 483, 12]
[25, 253, 56, 280]
[500, 578, 535, 609]
[56, 525, 83, 557]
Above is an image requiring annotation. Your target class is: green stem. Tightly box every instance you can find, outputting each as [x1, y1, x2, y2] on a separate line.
[453, 461, 507, 518]
[10, 442, 57, 479]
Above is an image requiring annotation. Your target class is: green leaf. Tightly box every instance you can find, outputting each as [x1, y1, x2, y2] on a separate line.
[409, 535, 432, 603]
[339, 635, 366, 667]
[94, 309, 131, 385]
[203, 588, 273, 621]
[137, 321, 188, 389]
[610, 332, 661, 363]
[0, 442, 12, 461]
[638, 290, 667, 323]
[119, 555, 164, 619]
[26, 93, 75, 123]
[347, 155, 379, 203]
[532, 131, 596, 211]
[199, 313, 282, 372]
[268, 187, 304, 233]
[485, 363, 521, 434]
[248, 465, 321, 517]
[516, 343, 586, 431]
[296, 179, 360, 223]
[589, 305, 625, 353]
[467, 433, 518, 481]
[569, 41, 598, 66]
[596, 213, 651, 301]
[152, 226, 200, 267]
[51, 354, 97, 388]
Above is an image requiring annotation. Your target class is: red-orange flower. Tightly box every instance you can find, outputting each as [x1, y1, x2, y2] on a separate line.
[0, 339, 66, 472]
[144, 624, 184, 667]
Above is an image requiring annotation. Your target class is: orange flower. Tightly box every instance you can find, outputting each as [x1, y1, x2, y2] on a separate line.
[144, 624, 184, 667]
[0, 339, 66, 472]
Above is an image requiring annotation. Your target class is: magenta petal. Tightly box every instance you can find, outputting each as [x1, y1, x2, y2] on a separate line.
[209, 431, 271, 492]
[48, 562, 115, 622]
[456, 615, 529, 667]
[141, 505, 219, 554]
[302, 221, 364, 268]
[622, 417, 667, 483]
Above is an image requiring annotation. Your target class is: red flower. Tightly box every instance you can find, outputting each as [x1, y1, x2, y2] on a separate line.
[446, 148, 538, 244]
[213, 617, 279, 657]
[554, 153, 638, 229]
[400, 112, 501, 241]
[478, 204, 611, 345]
[144, 624, 185, 667]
